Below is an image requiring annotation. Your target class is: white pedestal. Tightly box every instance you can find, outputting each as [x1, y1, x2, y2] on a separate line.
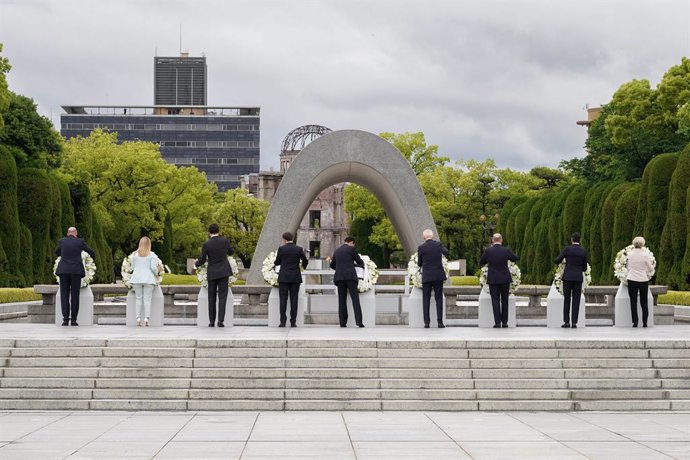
[197, 286, 234, 327]
[546, 283, 586, 328]
[54, 285, 94, 326]
[268, 286, 305, 327]
[614, 282, 655, 327]
[406, 286, 447, 328]
[126, 285, 164, 327]
[478, 287, 516, 327]
[348, 288, 375, 328]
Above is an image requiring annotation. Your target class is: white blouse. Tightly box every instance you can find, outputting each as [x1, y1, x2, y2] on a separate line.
[626, 249, 653, 282]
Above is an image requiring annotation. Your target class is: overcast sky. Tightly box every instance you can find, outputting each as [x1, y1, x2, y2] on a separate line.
[1, 0, 688, 171]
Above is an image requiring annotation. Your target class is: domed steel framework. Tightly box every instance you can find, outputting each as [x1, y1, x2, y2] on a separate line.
[281, 125, 333, 153]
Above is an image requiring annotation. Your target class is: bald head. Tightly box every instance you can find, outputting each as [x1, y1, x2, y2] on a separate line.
[491, 233, 503, 244]
[422, 229, 434, 240]
[67, 227, 78, 237]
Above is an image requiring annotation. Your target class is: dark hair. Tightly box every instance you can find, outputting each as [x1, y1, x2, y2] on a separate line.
[571, 232, 581, 243]
[282, 232, 293, 242]
[344, 236, 356, 243]
[208, 223, 220, 234]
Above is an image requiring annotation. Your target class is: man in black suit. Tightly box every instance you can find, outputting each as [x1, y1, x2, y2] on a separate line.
[417, 229, 450, 328]
[55, 227, 96, 326]
[555, 232, 588, 328]
[479, 233, 519, 328]
[330, 236, 365, 327]
[274, 232, 309, 327]
[195, 223, 235, 327]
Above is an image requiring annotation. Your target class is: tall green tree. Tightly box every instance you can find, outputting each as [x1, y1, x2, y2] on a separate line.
[0, 43, 11, 129]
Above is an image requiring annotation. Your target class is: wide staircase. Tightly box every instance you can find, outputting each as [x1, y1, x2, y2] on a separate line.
[1, 337, 689, 411]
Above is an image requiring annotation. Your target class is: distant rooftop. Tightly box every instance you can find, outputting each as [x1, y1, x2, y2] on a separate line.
[61, 105, 260, 116]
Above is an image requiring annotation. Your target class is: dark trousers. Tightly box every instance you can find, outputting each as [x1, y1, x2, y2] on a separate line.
[208, 276, 229, 324]
[489, 283, 510, 325]
[627, 280, 649, 325]
[336, 280, 362, 326]
[422, 280, 444, 325]
[59, 274, 82, 321]
[279, 282, 300, 325]
[562, 280, 583, 324]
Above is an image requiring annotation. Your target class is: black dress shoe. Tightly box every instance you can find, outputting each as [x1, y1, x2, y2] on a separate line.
[437, 322, 445, 328]
[493, 324, 501, 328]
[571, 324, 577, 329]
[278, 323, 286, 327]
[290, 323, 297, 328]
[217, 322, 224, 328]
[208, 323, 215, 327]
[424, 324, 430, 329]
[561, 323, 570, 328]
[643, 324, 648, 328]
[358, 324, 365, 328]
[632, 323, 638, 328]
[340, 325, 347, 328]
[502, 323, 508, 328]
[70, 322, 78, 326]
[62, 320, 69, 326]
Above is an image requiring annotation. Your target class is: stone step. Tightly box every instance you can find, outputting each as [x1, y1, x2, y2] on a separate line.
[0, 378, 96, 389]
[0, 388, 92, 399]
[571, 389, 667, 400]
[566, 379, 662, 389]
[284, 379, 380, 390]
[191, 379, 286, 389]
[96, 379, 191, 389]
[0, 399, 91, 410]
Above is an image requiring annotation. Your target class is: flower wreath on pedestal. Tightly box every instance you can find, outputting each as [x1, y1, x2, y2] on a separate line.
[613, 245, 656, 284]
[357, 255, 379, 292]
[121, 252, 165, 289]
[479, 261, 521, 294]
[261, 251, 279, 287]
[53, 251, 96, 288]
[553, 261, 592, 295]
[407, 253, 450, 289]
[196, 257, 239, 287]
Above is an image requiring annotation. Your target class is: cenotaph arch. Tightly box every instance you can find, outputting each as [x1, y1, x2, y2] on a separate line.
[247, 129, 438, 284]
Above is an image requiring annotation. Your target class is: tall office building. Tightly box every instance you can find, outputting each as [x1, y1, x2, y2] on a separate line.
[60, 54, 259, 190]
[154, 54, 207, 105]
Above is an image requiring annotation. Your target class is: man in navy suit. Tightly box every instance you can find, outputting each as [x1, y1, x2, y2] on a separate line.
[417, 229, 450, 328]
[55, 227, 96, 326]
[274, 232, 309, 327]
[555, 232, 588, 328]
[330, 237, 365, 327]
[195, 224, 235, 327]
[479, 233, 519, 328]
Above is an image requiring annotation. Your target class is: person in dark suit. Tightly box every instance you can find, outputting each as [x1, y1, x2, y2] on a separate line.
[330, 236, 365, 327]
[55, 227, 96, 326]
[555, 232, 588, 328]
[417, 229, 450, 328]
[195, 223, 234, 327]
[274, 232, 309, 327]
[479, 233, 519, 328]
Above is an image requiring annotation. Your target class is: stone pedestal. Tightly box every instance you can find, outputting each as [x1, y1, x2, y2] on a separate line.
[197, 286, 234, 327]
[54, 285, 94, 326]
[268, 286, 305, 327]
[406, 286, 446, 328]
[614, 282, 655, 327]
[546, 283, 587, 328]
[126, 285, 164, 327]
[478, 287, 516, 327]
[349, 288, 375, 328]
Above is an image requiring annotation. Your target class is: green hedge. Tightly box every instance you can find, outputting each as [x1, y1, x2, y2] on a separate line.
[17, 168, 54, 284]
[0, 288, 41, 303]
[657, 291, 690, 306]
[0, 145, 21, 286]
[661, 145, 690, 289]
[562, 184, 588, 243]
[511, 198, 537, 259]
[521, 199, 547, 282]
[611, 183, 641, 265]
[643, 153, 678, 255]
[18, 223, 33, 286]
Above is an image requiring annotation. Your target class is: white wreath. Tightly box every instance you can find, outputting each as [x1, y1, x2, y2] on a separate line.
[357, 255, 379, 292]
[196, 256, 239, 287]
[554, 261, 592, 295]
[614, 245, 656, 284]
[121, 251, 165, 289]
[479, 261, 521, 294]
[407, 253, 450, 289]
[53, 251, 96, 288]
[261, 251, 279, 287]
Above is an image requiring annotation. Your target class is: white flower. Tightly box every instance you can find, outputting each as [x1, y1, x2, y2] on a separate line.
[407, 253, 450, 289]
[54, 251, 97, 288]
[262, 251, 279, 287]
[357, 255, 379, 292]
[554, 261, 592, 295]
[195, 256, 239, 287]
[480, 261, 521, 294]
[120, 252, 136, 289]
[614, 245, 655, 284]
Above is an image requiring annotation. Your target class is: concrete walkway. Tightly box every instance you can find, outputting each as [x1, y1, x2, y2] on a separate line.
[0, 411, 689, 459]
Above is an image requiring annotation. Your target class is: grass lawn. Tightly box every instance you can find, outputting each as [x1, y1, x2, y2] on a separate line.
[657, 290, 690, 306]
[161, 274, 246, 285]
[450, 276, 480, 286]
[0, 288, 41, 304]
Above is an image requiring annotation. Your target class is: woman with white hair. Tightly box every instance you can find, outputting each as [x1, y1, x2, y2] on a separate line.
[130, 236, 160, 326]
[626, 236, 654, 327]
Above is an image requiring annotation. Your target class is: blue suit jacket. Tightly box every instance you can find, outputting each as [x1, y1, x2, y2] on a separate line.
[479, 244, 519, 285]
[55, 236, 96, 277]
[555, 244, 588, 282]
[417, 239, 449, 283]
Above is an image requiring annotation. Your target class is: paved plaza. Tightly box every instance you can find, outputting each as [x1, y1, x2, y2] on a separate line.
[0, 411, 689, 459]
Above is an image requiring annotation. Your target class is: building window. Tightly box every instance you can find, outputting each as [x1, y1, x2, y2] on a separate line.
[309, 241, 321, 259]
[309, 211, 321, 229]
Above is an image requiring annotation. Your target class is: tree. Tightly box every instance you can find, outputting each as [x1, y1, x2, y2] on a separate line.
[213, 188, 269, 267]
[0, 145, 21, 285]
[0, 43, 11, 129]
[529, 166, 568, 189]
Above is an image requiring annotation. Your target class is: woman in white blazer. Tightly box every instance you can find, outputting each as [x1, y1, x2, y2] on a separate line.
[626, 236, 654, 327]
[130, 237, 159, 326]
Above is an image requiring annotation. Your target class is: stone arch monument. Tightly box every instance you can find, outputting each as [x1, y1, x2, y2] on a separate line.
[247, 129, 438, 284]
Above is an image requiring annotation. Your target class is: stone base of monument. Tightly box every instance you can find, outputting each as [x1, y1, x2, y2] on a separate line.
[54, 285, 94, 326]
[306, 288, 376, 327]
[478, 288, 516, 327]
[546, 283, 587, 328]
[406, 286, 446, 328]
[126, 286, 164, 327]
[197, 286, 234, 327]
[268, 286, 306, 327]
[614, 282, 655, 327]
